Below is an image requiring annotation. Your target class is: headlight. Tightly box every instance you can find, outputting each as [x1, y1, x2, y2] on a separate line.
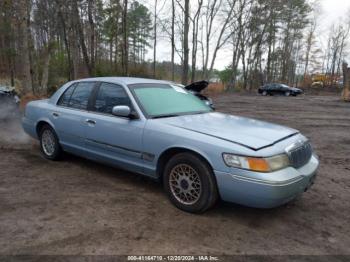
[222, 153, 290, 172]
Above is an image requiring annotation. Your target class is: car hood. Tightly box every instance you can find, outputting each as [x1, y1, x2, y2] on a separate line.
[184, 80, 209, 93]
[157, 112, 299, 151]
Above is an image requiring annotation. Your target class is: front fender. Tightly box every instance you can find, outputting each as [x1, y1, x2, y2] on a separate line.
[157, 144, 215, 170]
[142, 121, 236, 176]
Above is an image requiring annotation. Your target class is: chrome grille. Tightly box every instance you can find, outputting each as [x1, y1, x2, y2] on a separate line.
[288, 142, 312, 168]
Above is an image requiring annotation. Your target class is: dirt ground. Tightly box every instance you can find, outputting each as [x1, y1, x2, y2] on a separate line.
[0, 92, 349, 256]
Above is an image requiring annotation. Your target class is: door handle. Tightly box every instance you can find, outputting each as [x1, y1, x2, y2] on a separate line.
[85, 119, 96, 125]
[52, 112, 60, 117]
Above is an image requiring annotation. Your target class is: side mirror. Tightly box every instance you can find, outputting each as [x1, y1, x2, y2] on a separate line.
[112, 105, 132, 118]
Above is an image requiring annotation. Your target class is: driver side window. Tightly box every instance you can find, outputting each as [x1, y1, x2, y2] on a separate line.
[93, 83, 132, 115]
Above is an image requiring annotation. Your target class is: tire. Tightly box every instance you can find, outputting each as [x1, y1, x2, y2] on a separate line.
[163, 152, 218, 213]
[262, 91, 267, 96]
[285, 91, 290, 96]
[39, 124, 62, 160]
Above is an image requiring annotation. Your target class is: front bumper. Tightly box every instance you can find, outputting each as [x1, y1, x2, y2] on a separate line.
[214, 155, 319, 208]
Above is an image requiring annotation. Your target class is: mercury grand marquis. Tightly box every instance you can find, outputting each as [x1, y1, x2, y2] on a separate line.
[22, 77, 319, 213]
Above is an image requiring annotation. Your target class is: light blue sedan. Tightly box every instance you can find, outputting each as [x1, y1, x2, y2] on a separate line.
[22, 77, 319, 213]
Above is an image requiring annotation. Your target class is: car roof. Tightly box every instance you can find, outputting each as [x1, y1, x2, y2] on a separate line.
[75, 77, 170, 86]
[265, 83, 289, 87]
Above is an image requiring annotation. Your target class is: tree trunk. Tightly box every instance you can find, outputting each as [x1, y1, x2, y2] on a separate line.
[73, 1, 92, 76]
[153, 0, 157, 78]
[122, 0, 128, 75]
[88, 0, 95, 75]
[207, 2, 235, 77]
[56, 0, 74, 80]
[109, 36, 114, 66]
[71, 29, 80, 79]
[41, 45, 51, 92]
[171, 0, 175, 81]
[342, 62, 350, 102]
[181, 0, 189, 85]
[17, 0, 33, 93]
[191, 0, 203, 83]
[114, 11, 119, 69]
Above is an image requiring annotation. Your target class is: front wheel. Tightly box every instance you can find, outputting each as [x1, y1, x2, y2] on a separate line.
[39, 124, 62, 160]
[163, 153, 218, 213]
[262, 91, 267, 96]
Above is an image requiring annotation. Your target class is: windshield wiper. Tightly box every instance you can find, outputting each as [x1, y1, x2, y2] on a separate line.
[152, 114, 180, 119]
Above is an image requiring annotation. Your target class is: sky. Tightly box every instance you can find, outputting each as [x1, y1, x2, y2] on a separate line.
[320, 0, 350, 26]
[317, 0, 350, 45]
[144, 0, 350, 71]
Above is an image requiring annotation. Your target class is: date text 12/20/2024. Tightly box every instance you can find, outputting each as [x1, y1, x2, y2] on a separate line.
[127, 255, 219, 261]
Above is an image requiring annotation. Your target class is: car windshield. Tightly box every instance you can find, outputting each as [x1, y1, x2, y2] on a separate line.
[129, 83, 212, 118]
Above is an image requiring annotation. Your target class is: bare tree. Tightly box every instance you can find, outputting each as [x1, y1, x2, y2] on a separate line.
[203, 0, 220, 78]
[2, 0, 350, 94]
[122, 0, 129, 75]
[207, 0, 236, 77]
[88, 0, 96, 75]
[181, 0, 190, 85]
[303, 1, 321, 80]
[16, 0, 33, 93]
[171, 0, 175, 80]
[55, 0, 74, 80]
[326, 24, 350, 79]
[153, 0, 158, 77]
[303, 20, 317, 79]
[342, 62, 350, 101]
[191, 0, 203, 82]
[73, 0, 92, 76]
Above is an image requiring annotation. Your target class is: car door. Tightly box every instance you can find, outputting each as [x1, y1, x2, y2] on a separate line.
[282, 85, 290, 95]
[84, 82, 146, 174]
[270, 84, 278, 95]
[52, 81, 96, 153]
[277, 84, 285, 95]
[266, 84, 272, 94]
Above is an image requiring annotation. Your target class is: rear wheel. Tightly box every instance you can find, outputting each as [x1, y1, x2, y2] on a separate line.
[262, 91, 267, 96]
[285, 91, 290, 96]
[163, 153, 218, 213]
[39, 124, 62, 160]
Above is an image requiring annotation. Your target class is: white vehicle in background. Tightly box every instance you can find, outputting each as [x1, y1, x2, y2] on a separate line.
[0, 85, 20, 105]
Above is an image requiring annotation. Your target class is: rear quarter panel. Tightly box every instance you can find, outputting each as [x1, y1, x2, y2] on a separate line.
[22, 99, 56, 139]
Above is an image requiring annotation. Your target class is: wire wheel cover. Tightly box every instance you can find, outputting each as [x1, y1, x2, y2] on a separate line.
[41, 129, 55, 156]
[169, 164, 202, 205]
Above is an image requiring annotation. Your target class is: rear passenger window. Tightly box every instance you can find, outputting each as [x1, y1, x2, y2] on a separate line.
[68, 82, 95, 110]
[57, 84, 76, 106]
[93, 83, 131, 114]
